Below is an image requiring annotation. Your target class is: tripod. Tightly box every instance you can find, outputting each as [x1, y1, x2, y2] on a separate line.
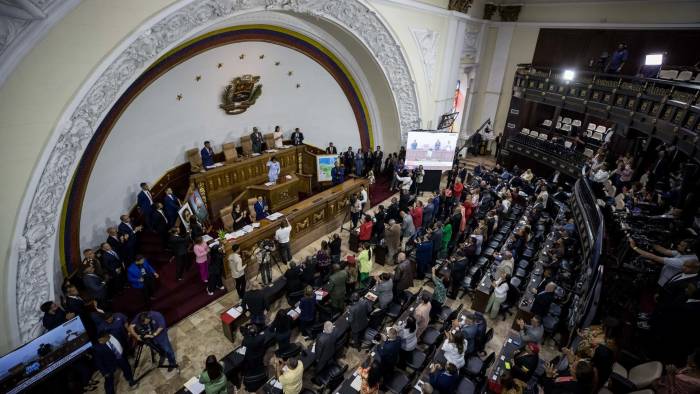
[339, 203, 352, 233]
[256, 245, 284, 285]
[132, 339, 178, 380]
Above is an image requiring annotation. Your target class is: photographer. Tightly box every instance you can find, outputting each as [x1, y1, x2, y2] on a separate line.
[128, 311, 177, 371]
[275, 218, 292, 264]
[258, 239, 274, 285]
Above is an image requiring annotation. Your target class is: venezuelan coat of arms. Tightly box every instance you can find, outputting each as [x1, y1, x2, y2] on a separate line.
[220, 74, 262, 115]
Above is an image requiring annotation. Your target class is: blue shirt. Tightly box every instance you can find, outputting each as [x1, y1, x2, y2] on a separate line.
[608, 49, 628, 71]
[267, 160, 280, 183]
[127, 260, 156, 288]
[331, 166, 344, 185]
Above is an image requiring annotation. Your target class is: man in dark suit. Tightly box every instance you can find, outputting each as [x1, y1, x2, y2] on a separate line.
[137, 182, 154, 229]
[82, 264, 108, 307]
[151, 202, 170, 245]
[63, 283, 97, 339]
[254, 196, 268, 221]
[325, 142, 337, 154]
[291, 127, 304, 145]
[100, 242, 125, 294]
[241, 324, 267, 374]
[330, 161, 344, 186]
[348, 294, 372, 348]
[373, 146, 383, 175]
[168, 227, 189, 281]
[531, 282, 556, 317]
[40, 301, 69, 331]
[106, 227, 125, 260]
[342, 147, 354, 172]
[200, 140, 215, 167]
[376, 328, 401, 375]
[313, 321, 336, 373]
[163, 187, 180, 225]
[93, 332, 138, 393]
[449, 257, 468, 299]
[251, 127, 264, 154]
[117, 215, 141, 265]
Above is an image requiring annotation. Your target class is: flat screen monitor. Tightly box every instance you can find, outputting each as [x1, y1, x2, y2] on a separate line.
[405, 131, 458, 170]
[316, 154, 339, 182]
[0, 317, 92, 394]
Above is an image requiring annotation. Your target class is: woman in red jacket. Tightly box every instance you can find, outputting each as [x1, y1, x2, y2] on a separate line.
[358, 214, 374, 242]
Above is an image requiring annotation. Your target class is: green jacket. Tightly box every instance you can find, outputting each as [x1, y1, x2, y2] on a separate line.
[199, 366, 228, 394]
[442, 224, 452, 251]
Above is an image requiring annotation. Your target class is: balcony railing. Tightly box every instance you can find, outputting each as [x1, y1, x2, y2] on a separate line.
[513, 64, 700, 162]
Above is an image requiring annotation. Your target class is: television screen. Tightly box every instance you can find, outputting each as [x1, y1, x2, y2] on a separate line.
[405, 131, 459, 170]
[0, 317, 92, 394]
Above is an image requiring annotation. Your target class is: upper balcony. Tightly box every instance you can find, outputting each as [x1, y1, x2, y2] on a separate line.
[512, 64, 700, 162]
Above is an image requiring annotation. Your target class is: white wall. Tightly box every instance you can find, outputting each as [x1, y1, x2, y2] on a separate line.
[80, 41, 358, 248]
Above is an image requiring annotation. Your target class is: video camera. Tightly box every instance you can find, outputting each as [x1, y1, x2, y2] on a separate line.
[258, 239, 275, 251]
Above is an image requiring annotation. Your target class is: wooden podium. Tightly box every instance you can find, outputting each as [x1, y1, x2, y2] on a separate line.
[248, 174, 300, 212]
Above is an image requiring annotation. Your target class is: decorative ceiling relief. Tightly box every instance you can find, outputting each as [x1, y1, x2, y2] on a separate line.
[13, 0, 420, 343]
[410, 28, 439, 90]
[0, 0, 80, 87]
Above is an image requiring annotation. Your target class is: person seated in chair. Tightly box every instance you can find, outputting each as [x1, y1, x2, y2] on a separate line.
[511, 342, 540, 383]
[254, 196, 269, 221]
[428, 362, 459, 394]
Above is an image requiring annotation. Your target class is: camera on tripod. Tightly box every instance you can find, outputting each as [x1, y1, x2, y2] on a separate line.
[258, 239, 275, 251]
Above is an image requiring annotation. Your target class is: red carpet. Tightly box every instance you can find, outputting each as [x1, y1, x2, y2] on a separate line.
[369, 173, 395, 207]
[112, 176, 394, 327]
[110, 232, 226, 325]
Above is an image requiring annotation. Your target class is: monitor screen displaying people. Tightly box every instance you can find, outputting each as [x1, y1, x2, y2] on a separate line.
[405, 131, 458, 170]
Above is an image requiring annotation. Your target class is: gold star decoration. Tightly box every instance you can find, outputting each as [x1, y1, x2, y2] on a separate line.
[195, 75, 201, 81]
[275, 61, 280, 66]
[259, 54, 265, 59]
[296, 83, 301, 88]
[217, 63, 223, 68]
[239, 54, 245, 59]
[176, 94, 183, 101]
[288, 71, 293, 76]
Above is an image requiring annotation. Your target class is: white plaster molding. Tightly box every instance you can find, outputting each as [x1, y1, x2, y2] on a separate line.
[0, 0, 81, 88]
[410, 27, 439, 90]
[9, 0, 419, 345]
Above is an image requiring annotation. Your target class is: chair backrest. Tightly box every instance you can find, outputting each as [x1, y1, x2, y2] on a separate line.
[538, 133, 548, 141]
[240, 135, 253, 156]
[263, 133, 275, 150]
[557, 116, 562, 122]
[694, 73, 700, 82]
[583, 148, 594, 158]
[220, 206, 233, 231]
[587, 123, 596, 131]
[222, 142, 238, 163]
[562, 124, 572, 132]
[572, 119, 582, 127]
[676, 70, 692, 81]
[595, 125, 607, 133]
[564, 141, 572, 149]
[484, 328, 494, 345]
[521, 128, 530, 135]
[592, 131, 604, 141]
[555, 122, 562, 130]
[481, 352, 496, 374]
[562, 117, 572, 124]
[529, 131, 539, 138]
[247, 197, 257, 217]
[542, 119, 552, 127]
[186, 148, 203, 173]
[658, 69, 678, 80]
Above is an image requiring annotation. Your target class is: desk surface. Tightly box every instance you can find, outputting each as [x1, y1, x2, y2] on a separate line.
[226, 178, 365, 247]
[249, 173, 299, 192]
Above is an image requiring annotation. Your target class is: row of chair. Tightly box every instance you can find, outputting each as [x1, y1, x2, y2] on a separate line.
[658, 69, 700, 82]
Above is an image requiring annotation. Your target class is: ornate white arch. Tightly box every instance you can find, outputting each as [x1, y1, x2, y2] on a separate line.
[8, 0, 419, 344]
